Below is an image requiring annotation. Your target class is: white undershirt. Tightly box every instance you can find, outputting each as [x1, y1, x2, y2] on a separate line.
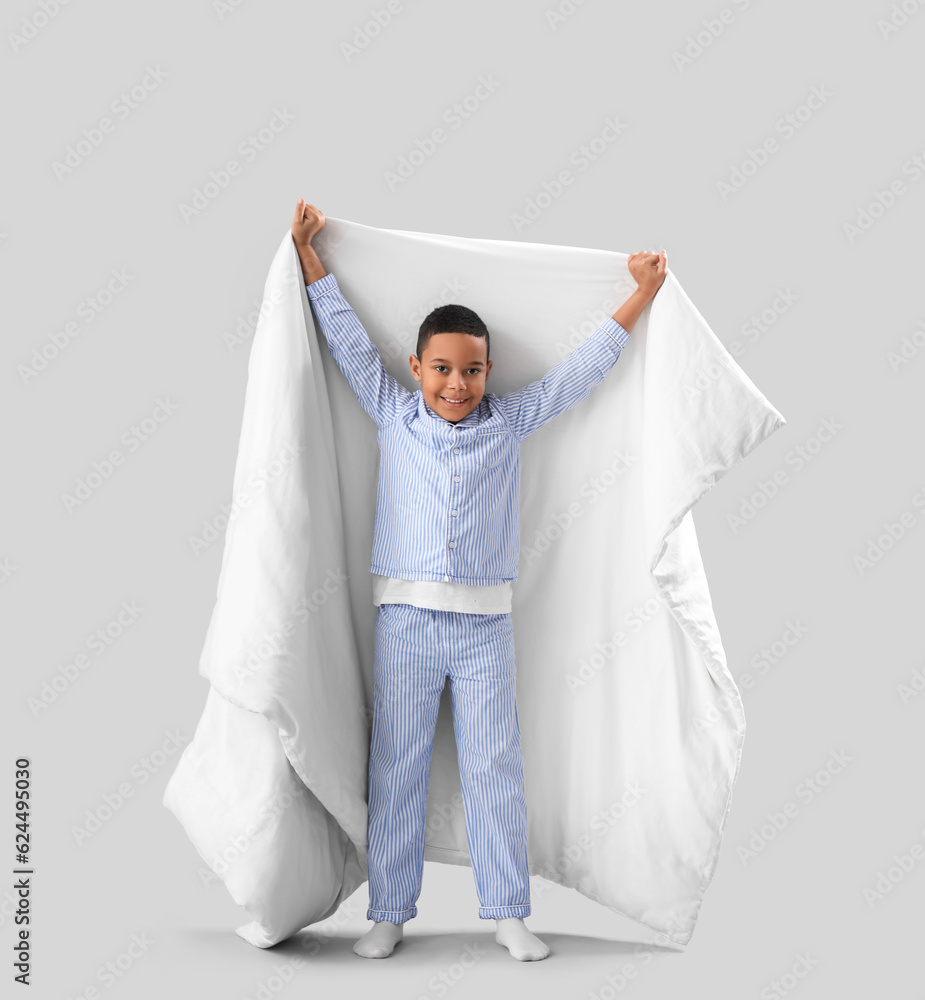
[372, 573, 512, 614]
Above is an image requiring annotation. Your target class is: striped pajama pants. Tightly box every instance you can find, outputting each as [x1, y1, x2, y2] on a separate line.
[366, 601, 531, 922]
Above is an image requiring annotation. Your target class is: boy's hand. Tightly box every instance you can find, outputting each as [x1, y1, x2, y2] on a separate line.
[292, 198, 325, 248]
[292, 199, 327, 284]
[627, 249, 668, 300]
[610, 249, 668, 332]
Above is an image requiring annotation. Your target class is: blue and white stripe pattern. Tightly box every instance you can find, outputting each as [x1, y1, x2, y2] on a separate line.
[366, 601, 531, 921]
[306, 272, 630, 585]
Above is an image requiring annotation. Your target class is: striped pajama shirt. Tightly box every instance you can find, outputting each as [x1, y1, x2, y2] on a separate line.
[305, 271, 630, 921]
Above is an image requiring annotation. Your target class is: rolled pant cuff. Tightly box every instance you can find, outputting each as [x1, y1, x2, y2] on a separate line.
[478, 904, 531, 919]
[367, 905, 417, 923]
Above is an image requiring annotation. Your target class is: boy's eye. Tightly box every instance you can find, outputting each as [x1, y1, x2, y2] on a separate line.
[434, 366, 481, 374]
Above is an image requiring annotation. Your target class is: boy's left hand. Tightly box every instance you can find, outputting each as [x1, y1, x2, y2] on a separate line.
[628, 249, 668, 299]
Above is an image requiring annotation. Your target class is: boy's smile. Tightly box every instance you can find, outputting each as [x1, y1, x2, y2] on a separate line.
[409, 332, 493, 424]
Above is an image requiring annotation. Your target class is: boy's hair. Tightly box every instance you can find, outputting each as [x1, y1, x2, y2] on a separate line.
[415, 304, 490, 363]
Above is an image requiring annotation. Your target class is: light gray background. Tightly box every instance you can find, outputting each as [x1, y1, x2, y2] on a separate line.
[3, 0, 923, 996]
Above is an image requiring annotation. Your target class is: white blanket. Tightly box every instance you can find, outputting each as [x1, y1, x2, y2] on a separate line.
[162, 217, 785, 948]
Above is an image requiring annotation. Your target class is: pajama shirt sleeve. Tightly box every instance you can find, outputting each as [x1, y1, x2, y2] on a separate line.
[306, 272, 414, 427]
[492, 317, 630, 440]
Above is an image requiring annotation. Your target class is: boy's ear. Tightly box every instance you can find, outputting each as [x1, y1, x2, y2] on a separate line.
[409, 353, 421, 381]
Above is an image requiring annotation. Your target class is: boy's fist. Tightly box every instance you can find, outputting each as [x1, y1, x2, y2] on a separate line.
[628, 249, 668, 299]
[292, 198, 324, 247]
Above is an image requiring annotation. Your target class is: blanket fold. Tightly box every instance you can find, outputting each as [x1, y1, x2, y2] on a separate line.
[163, 217, 785, 948]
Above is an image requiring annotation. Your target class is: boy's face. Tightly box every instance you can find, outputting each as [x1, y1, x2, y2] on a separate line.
[409, 333, 493, 423]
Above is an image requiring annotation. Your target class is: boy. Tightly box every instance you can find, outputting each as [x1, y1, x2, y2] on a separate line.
[291, 199, 667, 961]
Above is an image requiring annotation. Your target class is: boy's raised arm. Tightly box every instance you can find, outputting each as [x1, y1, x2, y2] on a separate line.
[493, 250, 667, 440]
[292, 199, 413, 427]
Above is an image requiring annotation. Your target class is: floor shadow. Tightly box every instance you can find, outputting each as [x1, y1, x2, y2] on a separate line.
[263, 928, 685, 965]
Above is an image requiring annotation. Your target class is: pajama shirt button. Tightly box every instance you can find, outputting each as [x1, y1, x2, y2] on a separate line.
[448, 541, 456, 548]
[454, 447, 460, 454]
[454, 476, 460, 482]
[451, 510, 458, 516]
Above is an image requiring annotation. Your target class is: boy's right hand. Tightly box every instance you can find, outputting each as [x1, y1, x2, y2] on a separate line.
[292, 199, 328, 284]
[292, 199, 325, 248]
[627, 249, 668, 300]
